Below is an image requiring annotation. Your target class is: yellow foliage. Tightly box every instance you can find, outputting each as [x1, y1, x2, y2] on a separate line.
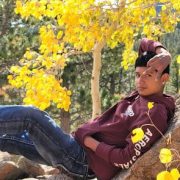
[156, 171, 173, 180]
[159, 148, 172, 164]
[12, 0, 180, 110]
[121, 46, 137, 70]
[156, 169, 180, 180]
[170, 168, 180, 180]
[177, 55, 180, 64]
[8, 66, 71, 111]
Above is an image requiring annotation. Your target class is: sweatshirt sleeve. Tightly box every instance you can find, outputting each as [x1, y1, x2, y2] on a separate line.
[138, 38, 165, 56]
[95, 104, 168, 169]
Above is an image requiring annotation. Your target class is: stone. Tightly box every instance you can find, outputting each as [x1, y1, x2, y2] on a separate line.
[113, 95, 180, 180]
[0, 151, 12, 161]
[40, 164, 60, 175]
[17, 156, 62, 178]
[45, 174, 73, 180]
[0, 161, 27, 180]
[19, 178, 38, 180]
[17, 157, 45, 177]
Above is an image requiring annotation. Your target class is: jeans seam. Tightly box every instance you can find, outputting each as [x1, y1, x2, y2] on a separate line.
[0, 136, 34, 146]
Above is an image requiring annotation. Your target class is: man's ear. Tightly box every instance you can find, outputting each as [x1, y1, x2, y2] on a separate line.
[161, 73, 169, 83]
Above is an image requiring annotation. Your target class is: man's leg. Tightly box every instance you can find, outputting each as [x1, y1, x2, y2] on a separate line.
[0, 105, 88, 178]
[0, 132, 50, 165]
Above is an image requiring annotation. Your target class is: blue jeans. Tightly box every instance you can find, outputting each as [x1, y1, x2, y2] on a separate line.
[0, 105, 95, 179]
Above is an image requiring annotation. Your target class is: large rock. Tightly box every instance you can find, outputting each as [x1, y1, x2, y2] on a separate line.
[17, 157, 45, 177]
[0, 152, 12, 161]
[0, 161, 27, 180]
[0, 152, 61, 179]
[43, 174, 73, 180]
[113, 95, 180, 180]
[17, 157, 60, 177]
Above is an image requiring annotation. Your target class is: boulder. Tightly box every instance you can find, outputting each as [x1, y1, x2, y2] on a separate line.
[113, 95, 180, 180]
[17, 157, 45, 177]
[42, 174, 73, 180]
[18, 178, 38, 180]
[0, 161, 27, 180]
[0, 151, 12, 161]
[17, 157, 60, 177]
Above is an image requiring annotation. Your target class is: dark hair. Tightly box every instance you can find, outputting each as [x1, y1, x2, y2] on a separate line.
[135, 51, 169, 74]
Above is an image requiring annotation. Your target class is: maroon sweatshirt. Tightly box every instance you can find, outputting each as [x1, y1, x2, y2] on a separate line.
[74, 92, 175, 179]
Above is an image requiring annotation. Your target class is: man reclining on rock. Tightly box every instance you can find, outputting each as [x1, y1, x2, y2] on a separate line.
[0, 38, 175, 180]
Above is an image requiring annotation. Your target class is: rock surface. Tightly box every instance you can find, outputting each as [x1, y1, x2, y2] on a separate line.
[0, 161, 27, 180]
[0, 153, 70, 180]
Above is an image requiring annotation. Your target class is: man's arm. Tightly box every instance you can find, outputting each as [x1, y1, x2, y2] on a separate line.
[84, 104, 168, 169]
[146, 47, 171, 78]
[84, 136, 100, 151]
[139, 38, 164, 55]
[139, 38, 171, 77]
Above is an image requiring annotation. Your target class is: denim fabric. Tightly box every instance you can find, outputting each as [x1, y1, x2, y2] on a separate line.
[0, 105, 95, 179]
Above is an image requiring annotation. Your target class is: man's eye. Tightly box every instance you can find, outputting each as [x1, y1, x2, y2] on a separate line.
[146, 74, 152, 77]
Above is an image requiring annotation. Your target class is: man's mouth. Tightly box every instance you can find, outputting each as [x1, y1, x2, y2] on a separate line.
[137, 87, 147, 90]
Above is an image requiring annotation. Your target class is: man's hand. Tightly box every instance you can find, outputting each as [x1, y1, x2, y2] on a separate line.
[84, 136, 100, 152]
[145, 47, 171, 79]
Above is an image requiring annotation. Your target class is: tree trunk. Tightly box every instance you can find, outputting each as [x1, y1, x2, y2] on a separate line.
[91, 41, 105, 119]
[110, 73, 115, 95]
[60, 109, 70, 133]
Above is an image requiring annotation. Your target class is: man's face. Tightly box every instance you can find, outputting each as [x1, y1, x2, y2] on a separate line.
[135, 67, 166, 96]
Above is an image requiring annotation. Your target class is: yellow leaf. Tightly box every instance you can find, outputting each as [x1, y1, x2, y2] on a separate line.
[10, 66, 20, 73]
[7, 75, 13, 80]
[148, 102, 154, 110]
[170, 168, 180, 180]
[24, 50, 33, 60]
[156, 171, 173, 180]
[177, 55, 180, 64]
[14, 0, 22, 14]
[162, 5, 167, 11]
[57, 31, 63, 39]
[159, 148, 172, 164]
[67, 90, 72, 96]
[131, 128, 144, 144]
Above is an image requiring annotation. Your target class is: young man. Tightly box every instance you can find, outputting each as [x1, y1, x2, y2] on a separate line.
[77, 51, 175, 179]
[0, 39, 175, 180]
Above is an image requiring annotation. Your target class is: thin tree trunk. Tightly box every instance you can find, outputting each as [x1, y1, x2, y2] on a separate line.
[91, 41, 105, 119]
[110, 73, 115, 95]
[59, 74, 71, 133]
[60, 110, 70, 133]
